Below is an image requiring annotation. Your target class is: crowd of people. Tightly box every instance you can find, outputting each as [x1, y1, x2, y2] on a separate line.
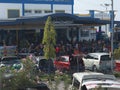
[19, 39, 120, 57]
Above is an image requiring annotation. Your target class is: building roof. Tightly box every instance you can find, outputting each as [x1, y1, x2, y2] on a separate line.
[0, 13, 120, 29]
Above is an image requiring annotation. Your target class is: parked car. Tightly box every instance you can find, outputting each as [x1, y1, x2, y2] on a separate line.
[115, 60, 120, 72]
[71, 72, 120, 90]
[26, 83, 50, 90]
[38, 58, 55, 73]
[0, 56, 23, 71]
[54, 54, 85, 73]
[82, 52, 115, 72]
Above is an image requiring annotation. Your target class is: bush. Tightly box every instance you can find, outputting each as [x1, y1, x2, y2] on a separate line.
[0, 57, 37, 90]
[114, 47, 120, 59]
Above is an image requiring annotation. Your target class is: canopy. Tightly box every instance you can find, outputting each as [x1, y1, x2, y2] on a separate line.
[0, 13, 120, 29]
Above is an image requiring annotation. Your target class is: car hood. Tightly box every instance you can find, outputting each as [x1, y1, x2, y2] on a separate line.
[82, 80, 120, 89]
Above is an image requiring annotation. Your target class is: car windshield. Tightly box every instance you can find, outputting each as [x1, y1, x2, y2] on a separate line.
[89, 88, 120, 90]
[100, 55, 111, 61]
[82, 75, 116, 83]
[1, 57, 21, 65]
[61, 56, 69, 62]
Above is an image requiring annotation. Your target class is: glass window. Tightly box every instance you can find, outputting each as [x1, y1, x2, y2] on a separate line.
[55, 10, 65, 13]
[85, 55, 93, 59]
[25, 10, 32, 13]
[61, 57, 67, 62]
[2, 57, 21, 64]
[44, 10, 52, 13]
[100, 55, 111, 61]
[35, 10, 42, 13]
[80, 30, 89, 37]
[73, 78, 80, 89]
[8, 9, 20, 18]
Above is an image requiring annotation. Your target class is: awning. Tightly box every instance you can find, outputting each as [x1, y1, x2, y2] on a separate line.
[0, 13, 120, 29]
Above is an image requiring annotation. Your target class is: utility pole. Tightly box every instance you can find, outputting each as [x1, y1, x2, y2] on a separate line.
[111, 0, 114, 73]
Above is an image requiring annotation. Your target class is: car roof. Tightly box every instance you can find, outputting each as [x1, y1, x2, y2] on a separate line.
[88, 52, 109, 56]
[1, 56, 18, 59]
[83, 80, 120, 89]
[73, 72, 104, 82]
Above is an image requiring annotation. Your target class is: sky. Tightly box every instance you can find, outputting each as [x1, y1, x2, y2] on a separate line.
[74, 0, 120, 21]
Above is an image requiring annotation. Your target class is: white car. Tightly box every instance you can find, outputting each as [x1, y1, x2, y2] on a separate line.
[82, 52, 115, 72]
[0, 56, 23, 71]
[71, 72, 120, 90]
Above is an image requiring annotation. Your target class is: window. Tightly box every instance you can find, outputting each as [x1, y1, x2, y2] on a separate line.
[25, 10, 32, 13]
[35, 10, 42, 14]
[55, 10, 65, 13]
[80, 30, 89, 37]
[73, 78, 80, 89]
[61, 57, 67, 62]
[100, 55, 111, 61]
[8, 9, 20, 18]
[44, 10, 52, 13]
[85, 55, 93, 59]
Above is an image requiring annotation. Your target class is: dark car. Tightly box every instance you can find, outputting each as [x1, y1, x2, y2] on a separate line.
[26, 83, 50, 90]
[38, 58, 55, 73]
[54, 54, 85, 73]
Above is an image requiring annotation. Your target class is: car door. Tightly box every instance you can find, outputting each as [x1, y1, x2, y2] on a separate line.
[82, 54, 93, 69]
[86, 54, 96, 70]
[54, 56, 69, 70]
[54, 57, 61, 69]
[88, 54, 99, 70]
[100, 55, 113, 71]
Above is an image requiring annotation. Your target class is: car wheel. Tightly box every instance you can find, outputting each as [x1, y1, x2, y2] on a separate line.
[92, 65, 97, 72]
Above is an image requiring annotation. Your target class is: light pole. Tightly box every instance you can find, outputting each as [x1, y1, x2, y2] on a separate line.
[100, 3, 110, 12]
[100, 3, 110, 34]
[110, 0, 114, 73]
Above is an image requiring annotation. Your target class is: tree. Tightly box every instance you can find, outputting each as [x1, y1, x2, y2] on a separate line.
[42, 16, 56, 60]
[114, 47, 120, 59]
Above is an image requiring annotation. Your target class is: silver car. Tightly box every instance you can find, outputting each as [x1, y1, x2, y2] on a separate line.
[82, 52, 115, 72]
[71, 72, 120, 90]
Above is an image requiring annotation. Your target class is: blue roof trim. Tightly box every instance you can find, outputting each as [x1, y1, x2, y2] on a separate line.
[0, 0, 73, 5]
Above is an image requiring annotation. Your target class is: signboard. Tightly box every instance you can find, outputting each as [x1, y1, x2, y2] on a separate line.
[0, 46, 17, 57]
[94, 12, 110, 20]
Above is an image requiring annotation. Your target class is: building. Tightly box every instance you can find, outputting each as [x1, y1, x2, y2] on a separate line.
[0, 0, 74, 19]
[0, 0, 119, 48]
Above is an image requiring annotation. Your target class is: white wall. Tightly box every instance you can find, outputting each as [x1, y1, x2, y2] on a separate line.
[79, 28, 96, 41]
[0, 3, 72, 19]
[53, 5, 72, 13]
[0, 3, 22, 19]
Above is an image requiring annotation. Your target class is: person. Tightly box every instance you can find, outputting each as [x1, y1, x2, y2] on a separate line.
[69, 54, 75, 74]
[78, 56, 85, 72]
[81, 85, 87, 90]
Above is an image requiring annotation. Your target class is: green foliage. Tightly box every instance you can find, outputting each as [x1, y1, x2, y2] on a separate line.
[0, 57, 37, 90]
[42, 16, 56, 59]
[114, 71, 120, 77]
[114, 47, 120, 59]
